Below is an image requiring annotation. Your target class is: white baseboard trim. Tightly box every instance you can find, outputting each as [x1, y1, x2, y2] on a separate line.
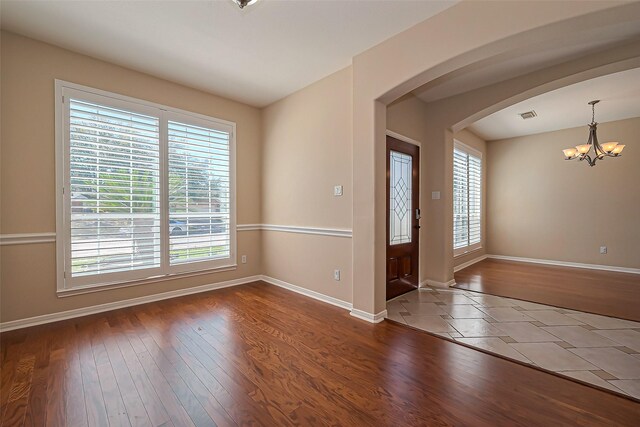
[1, 270, 395, 331]
[420, 279, 456, 289]
[350, 308, 387, 323]
[259, 275, 352, 311]
[487, 255, 640, 275]
[0, 275, 262, 333]
[454, 254, 488, 272]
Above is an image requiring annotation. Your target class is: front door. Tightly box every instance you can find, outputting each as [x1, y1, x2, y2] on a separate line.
[386, 136, 420, 300]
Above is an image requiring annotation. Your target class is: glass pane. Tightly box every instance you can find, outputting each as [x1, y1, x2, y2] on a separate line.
[389, 150, 412, 245]
[168, 120, 231, 264]
[453, 149, 469, 249]
[69, 99, 161, 276]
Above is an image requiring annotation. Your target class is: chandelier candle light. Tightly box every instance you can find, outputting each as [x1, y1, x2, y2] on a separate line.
[562, 100, 625, 167]
[233, 0, 258, 9]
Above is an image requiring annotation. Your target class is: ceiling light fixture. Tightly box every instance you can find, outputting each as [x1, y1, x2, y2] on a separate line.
[562, 100, 625, 167]
[233, 0, 258, 9]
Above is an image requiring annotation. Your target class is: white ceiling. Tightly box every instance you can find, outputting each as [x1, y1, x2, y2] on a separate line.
[468, 67, 640, 141]
[0, 0, 457, 107]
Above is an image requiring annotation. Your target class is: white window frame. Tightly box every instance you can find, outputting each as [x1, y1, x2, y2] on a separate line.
[453, 140, 482, 257]
[55, 80, 236, 295]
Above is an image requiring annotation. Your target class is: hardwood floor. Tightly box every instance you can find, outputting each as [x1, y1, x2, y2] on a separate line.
[454, 259, 640, 322]
[1, 281, 639, 426]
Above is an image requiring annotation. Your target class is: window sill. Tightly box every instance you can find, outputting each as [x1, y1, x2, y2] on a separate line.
[57, 264, 237, 298]
[454, 246, 483, 259]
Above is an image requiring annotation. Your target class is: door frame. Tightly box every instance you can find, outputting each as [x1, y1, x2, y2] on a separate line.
[385, 130, 422, 295]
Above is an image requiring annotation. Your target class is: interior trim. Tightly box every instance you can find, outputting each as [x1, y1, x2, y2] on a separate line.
[350, 308, 388, 323]
[454, 254, 489, 272]
[237, 224, 263, 231]
[385, 129, 422, 147]
[56, 265, 238, 297]
[0, 274, 354, 332]
[1, 224, 353, 247]
[0, 233, 56, 245]
[0, 275, 262, 332]
[242, 224, 352, 238]
[260, 275, 352, 311]
[420, 279, 457, 289]
[487, 255, 640, 275]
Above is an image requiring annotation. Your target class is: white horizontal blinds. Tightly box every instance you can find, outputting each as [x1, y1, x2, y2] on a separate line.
[453, 148, 469, 250]
[468, 154, 482, 246]
[168, 120, 231, 265]
[68, 99, 161, 277]
[453, 146, 482, 251]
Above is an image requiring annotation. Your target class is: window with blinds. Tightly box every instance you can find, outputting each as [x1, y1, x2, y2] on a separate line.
[57, 82, 235, 292]
[68, 99, 161, 281]
[453, 142, 482, 256]
[168, 119, 231, 267]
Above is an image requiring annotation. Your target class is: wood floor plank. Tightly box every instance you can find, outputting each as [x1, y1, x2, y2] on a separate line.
[76, 319, 110, 427]
[1, 354, 35, 426]
[98, 318, 152, 427]
[62, 322, 89, 427]
[158, 319, 278, 426]
[239, 302, 450, 422]
[2, 281, 640, 426]
[134, 322, 231, 427]
[44, 348, 66, 427]
[454, 258, 640, 321]
[112, 316, 172, 427]
[196, 291, 427, 425]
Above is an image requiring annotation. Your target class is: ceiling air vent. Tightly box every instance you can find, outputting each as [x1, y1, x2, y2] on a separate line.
[519, 110, 537, 120]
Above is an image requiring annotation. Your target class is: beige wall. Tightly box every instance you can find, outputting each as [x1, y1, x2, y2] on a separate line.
[261, 67, 353, 303]
[0, 32, 263, 322]
[487, 117, 640, 268]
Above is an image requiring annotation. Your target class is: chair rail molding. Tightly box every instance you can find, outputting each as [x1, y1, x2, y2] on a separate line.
[0, 232, 57, 245]
[238, 224, 352, 238]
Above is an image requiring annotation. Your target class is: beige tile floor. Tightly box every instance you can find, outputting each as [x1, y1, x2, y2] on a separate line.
[387, 287, 640, 400]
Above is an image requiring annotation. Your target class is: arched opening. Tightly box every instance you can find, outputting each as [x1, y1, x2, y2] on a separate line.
[350, 1, 640, 320]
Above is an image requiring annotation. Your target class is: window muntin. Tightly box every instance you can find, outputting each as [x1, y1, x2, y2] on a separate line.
[453, 142, 482, 256]
[57, 82, 235, 292]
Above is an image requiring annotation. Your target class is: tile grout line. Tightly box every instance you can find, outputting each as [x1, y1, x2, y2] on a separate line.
[388, 288, 640, 399]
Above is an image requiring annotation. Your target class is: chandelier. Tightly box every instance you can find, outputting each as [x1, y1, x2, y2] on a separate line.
[233, 0, 258, 9]
[562, 100, 625, 167]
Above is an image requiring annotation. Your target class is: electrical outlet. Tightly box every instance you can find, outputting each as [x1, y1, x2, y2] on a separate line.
[241, 255, 247, 264]
[599, 246, 607, 255]
[334, 185, 343, 196]
[333, 269, 341, 281]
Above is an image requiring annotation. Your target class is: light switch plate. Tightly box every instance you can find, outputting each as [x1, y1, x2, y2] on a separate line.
[334, 185, 343, 196]
[432, 191, 441, 200]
